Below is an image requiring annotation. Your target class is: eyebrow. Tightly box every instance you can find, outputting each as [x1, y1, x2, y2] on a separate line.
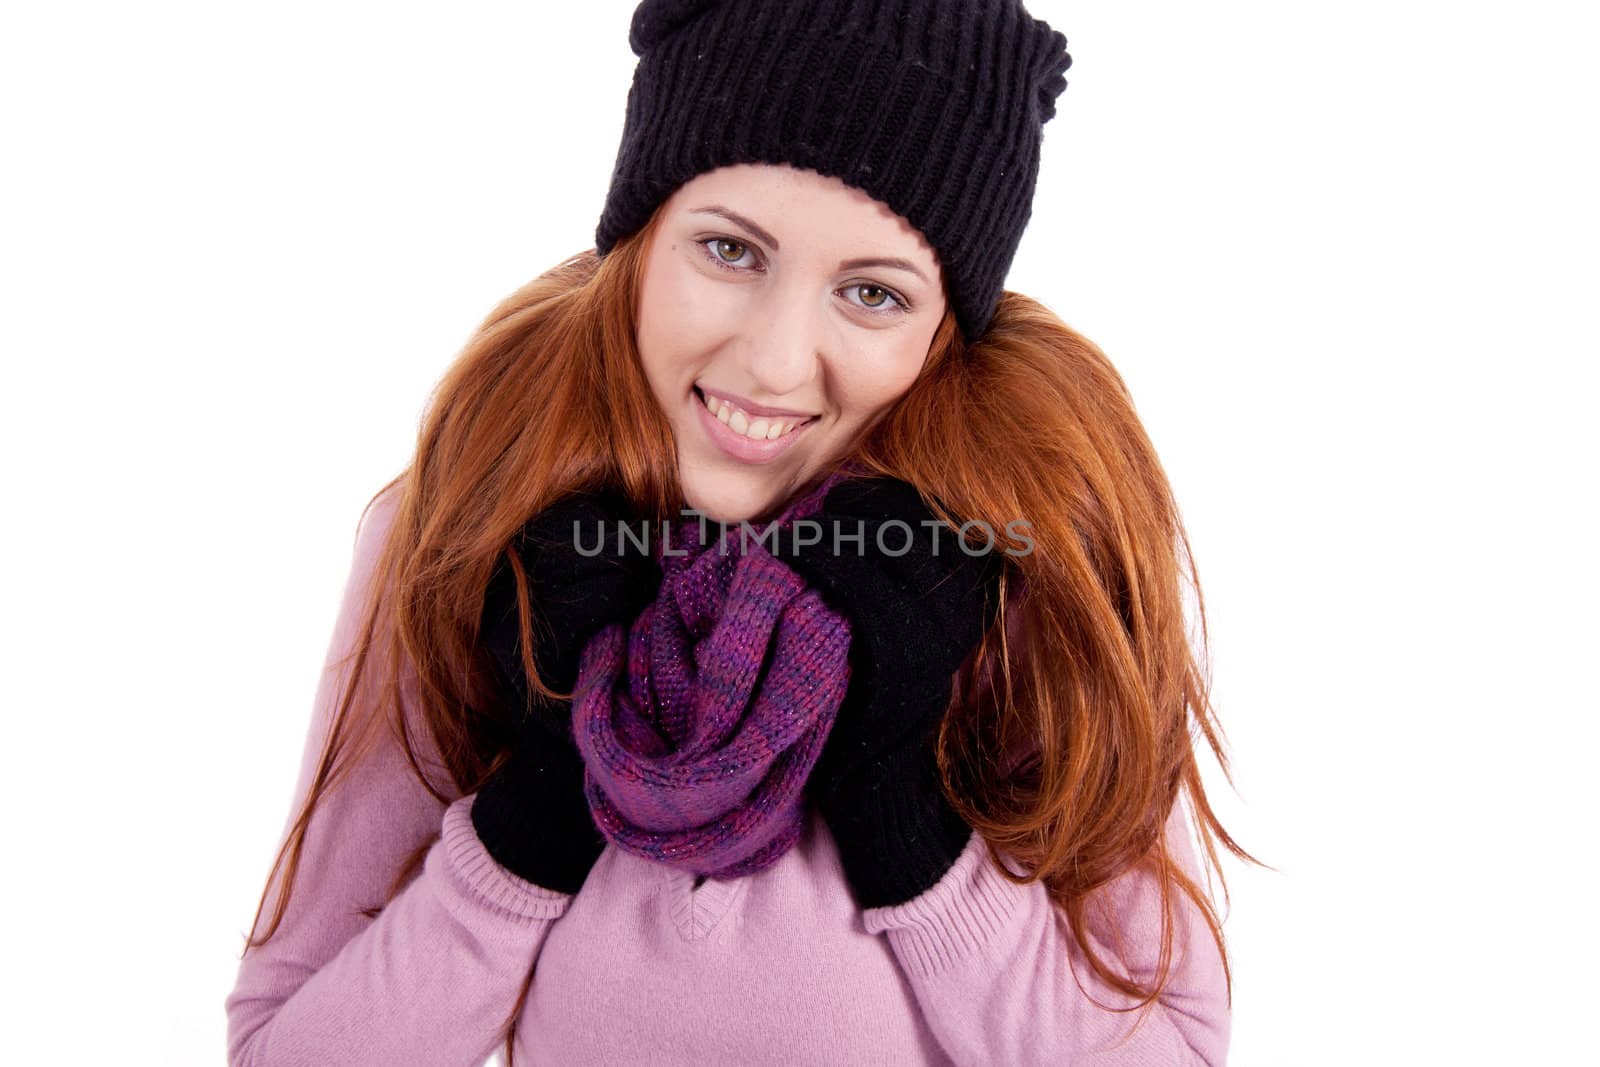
[688, 205, 932, 285]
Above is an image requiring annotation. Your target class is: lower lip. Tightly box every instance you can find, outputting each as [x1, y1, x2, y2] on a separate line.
[693, 389, 815, 464]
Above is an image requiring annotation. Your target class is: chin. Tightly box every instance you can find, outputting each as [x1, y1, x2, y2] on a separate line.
[681, 473, 787, 527]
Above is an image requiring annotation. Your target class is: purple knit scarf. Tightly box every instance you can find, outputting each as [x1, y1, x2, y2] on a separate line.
[571, 470, 854, 878]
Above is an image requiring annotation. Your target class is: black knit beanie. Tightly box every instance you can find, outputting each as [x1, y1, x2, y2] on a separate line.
[593, 0, 1072, 341]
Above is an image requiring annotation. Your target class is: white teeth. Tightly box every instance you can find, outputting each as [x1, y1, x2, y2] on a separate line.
[701, 389, 807, 442]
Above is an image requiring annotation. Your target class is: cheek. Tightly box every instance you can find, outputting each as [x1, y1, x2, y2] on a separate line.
[835, 338, 930, 418]
[638, 246, 724, 379]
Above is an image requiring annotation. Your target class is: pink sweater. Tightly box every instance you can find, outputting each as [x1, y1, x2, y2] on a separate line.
[225, 487, 1232, 1066]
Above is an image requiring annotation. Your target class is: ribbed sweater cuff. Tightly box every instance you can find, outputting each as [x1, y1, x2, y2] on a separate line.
[859, 828, 1027, 978]
[439, 795, 573, 923]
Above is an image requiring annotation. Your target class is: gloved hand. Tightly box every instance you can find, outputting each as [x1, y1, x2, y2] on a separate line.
[771, 477, 1004, 909]
[470, 487, 662, 895]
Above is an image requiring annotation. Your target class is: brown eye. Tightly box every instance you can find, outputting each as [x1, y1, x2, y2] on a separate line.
[842, 281, 909, 315]
[715, 238, 746, 262]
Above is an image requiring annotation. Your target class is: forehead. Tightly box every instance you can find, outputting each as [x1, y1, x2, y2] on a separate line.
[664, 163, 941, 268]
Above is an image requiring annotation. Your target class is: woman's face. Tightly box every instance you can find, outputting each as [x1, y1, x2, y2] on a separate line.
[635, 163, 947, 524]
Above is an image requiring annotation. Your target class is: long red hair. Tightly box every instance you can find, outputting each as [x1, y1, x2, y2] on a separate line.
[240, 205, 1258, 1064]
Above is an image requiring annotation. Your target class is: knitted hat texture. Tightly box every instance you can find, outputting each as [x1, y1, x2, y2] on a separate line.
[594, 0, 1072, 340]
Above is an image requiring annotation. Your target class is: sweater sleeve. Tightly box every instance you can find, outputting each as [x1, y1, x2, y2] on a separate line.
[225, 486, 573, 1067]
[861, 801, 1231, 1066]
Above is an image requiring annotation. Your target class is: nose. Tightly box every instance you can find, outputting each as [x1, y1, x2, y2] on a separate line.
[738, 281, 824, 399]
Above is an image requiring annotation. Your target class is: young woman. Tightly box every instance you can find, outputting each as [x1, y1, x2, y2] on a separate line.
[227, 2, 1253, 1063]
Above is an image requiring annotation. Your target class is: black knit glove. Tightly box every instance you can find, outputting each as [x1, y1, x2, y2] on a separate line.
[470, 488, 662, 895]
[772, 477, 1004, 909]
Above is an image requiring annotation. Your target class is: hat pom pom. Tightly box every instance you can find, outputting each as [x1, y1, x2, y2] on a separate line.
[629, 0, 723, 55]
[1034, 27, 1073, 121]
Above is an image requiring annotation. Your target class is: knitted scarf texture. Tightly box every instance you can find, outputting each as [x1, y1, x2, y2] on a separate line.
[572, 470, 854, 878]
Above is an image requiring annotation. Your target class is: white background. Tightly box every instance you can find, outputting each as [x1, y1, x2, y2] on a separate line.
[3, 1, 1595, 1063]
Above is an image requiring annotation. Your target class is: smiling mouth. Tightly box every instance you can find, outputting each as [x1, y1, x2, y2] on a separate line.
[693, 386, 818, 442]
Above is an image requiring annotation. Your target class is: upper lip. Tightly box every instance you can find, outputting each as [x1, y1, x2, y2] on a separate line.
[697, 384, 817, 421]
